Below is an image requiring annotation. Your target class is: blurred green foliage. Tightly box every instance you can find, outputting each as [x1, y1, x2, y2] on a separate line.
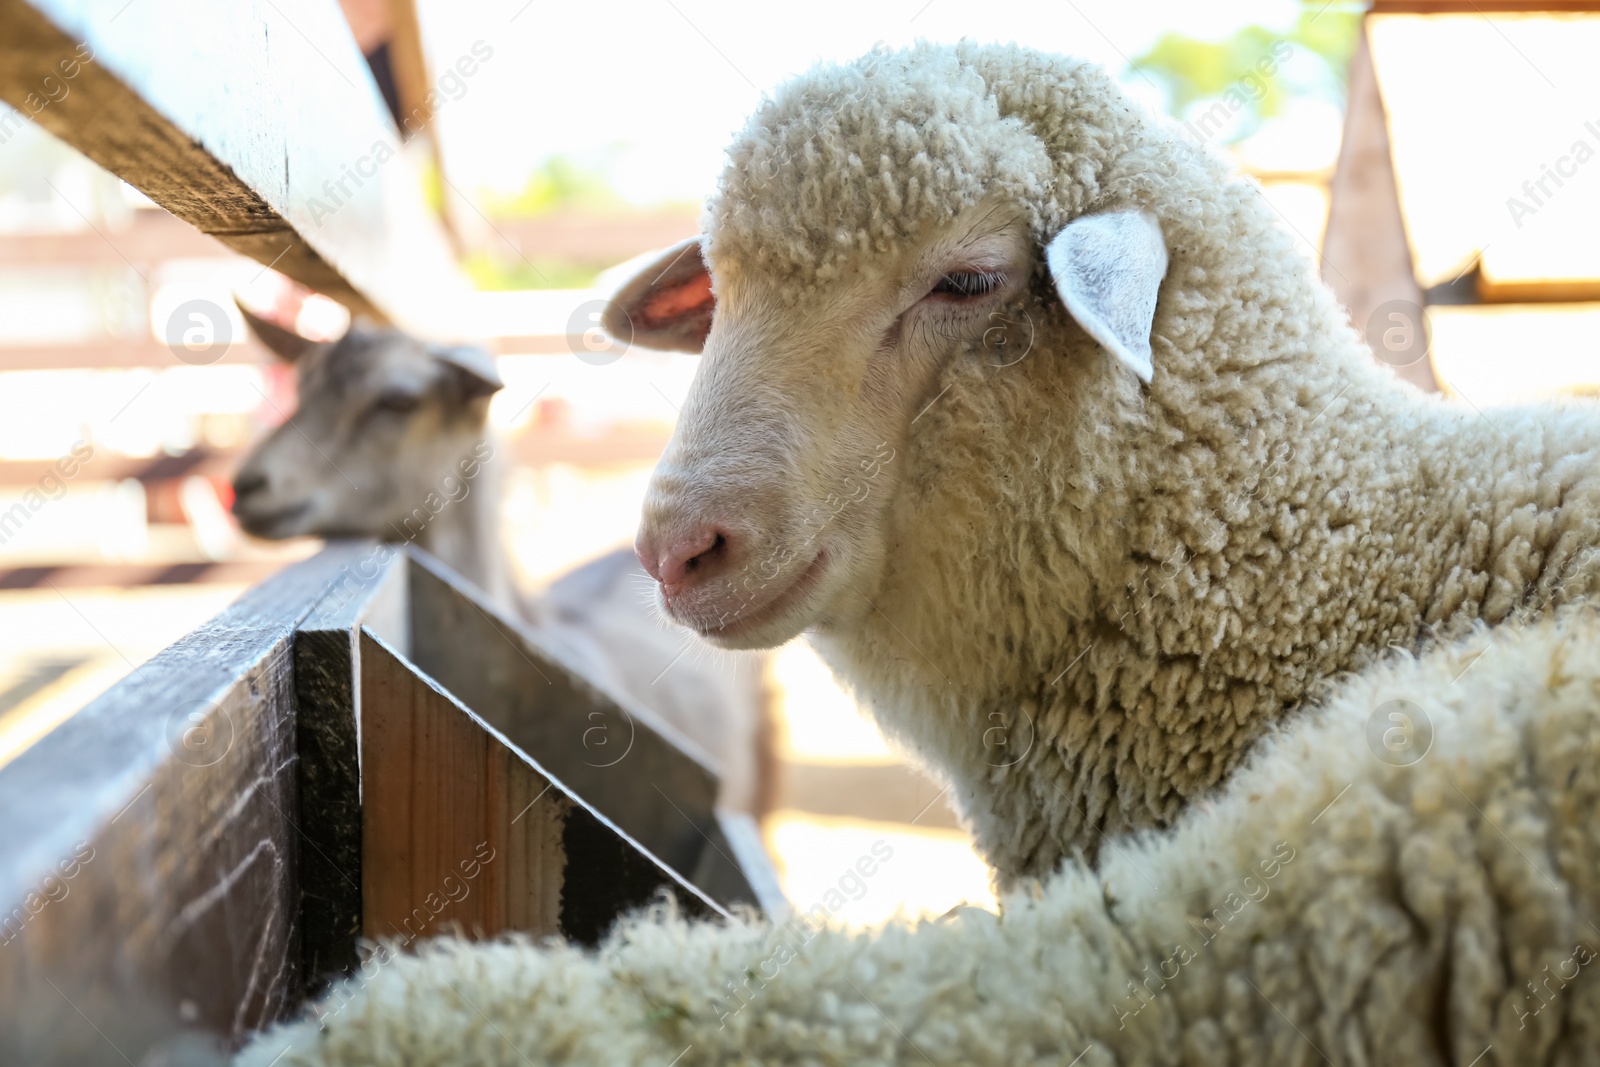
[463, 154, 625, 290]
[462, 252, 602, 291]
[1133, 5, 1362, 139]
[481, 154, 622, 218]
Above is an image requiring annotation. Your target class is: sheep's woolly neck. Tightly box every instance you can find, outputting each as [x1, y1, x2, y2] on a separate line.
[713, 44, 1600, 889]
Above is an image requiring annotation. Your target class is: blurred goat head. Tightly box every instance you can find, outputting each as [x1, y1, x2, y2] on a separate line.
[230, 300, 502, 541]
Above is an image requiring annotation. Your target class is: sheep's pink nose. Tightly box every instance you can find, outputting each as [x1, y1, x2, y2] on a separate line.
[637, 526, 734, 592]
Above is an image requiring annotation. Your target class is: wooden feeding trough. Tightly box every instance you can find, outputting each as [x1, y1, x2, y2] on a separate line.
[0, 543, 784, 1063]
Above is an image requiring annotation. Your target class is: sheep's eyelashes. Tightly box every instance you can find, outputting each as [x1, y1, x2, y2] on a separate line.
[927, 270, 1006, 301]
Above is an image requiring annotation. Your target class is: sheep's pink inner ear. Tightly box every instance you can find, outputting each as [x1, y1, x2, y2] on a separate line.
[602, 237, 714, 353]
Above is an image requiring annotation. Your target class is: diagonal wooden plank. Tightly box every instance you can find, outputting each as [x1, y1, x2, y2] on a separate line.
[0, 0, 466, 334]
[403, 548, 780, 912]
[1322, 21, 1439, 392]
[358, 629, 723, 948]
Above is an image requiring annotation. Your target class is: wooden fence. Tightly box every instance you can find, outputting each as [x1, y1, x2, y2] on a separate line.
[0, 542, 783, 1064]
[0, 2, 784, 1063]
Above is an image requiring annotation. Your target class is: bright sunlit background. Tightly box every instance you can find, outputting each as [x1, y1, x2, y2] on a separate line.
[1, 0, 1595, 927]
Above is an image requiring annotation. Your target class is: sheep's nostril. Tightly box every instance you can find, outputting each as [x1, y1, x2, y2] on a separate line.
[685, 533, 727, 573]
[232, 471, 268, 501]
[650, 526, 736, 590]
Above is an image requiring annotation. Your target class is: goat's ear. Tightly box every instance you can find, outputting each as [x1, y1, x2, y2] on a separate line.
[1045, 209, 1168, 383]
[432, 344, 503, 401]
[234, 298, 322, 364]
[603, 236, 714, 353]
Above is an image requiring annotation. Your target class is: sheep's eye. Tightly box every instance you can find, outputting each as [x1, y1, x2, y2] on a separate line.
[373, 390, 421, 415]
[929, 270, 1006, 301]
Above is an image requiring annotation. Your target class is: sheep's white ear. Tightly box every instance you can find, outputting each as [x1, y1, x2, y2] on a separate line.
[432, 344, 503, 401]
[1045, 209, 1168, 383]
[235, 298, 323, 364]
[603, 237, 714, 353]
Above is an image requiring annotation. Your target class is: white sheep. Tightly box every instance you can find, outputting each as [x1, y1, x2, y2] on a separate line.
[229, 309, 776, 815]
[617, 41, 1600, 887]
[239, 603, 1600, 1065]
[234, 42, 1600, 1064]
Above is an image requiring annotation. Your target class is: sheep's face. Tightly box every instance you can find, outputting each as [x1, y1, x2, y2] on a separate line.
[625, 203, 1036, 649]
[231, 310, 501, 543]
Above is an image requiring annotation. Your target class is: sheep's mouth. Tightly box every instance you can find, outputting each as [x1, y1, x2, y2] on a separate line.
[691, 551, 829, 645]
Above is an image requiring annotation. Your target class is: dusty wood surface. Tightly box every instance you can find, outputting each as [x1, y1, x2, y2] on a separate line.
[359, 630, 722, 947]
[1322, 24, 1439, 393]
[0, 544, 373, 1066]
[0, 0, 466, 335]
[403, 549, 773, 910]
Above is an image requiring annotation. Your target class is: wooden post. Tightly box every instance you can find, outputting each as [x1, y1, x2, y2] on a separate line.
[0, 545, 376, 1064]
[1322, 21, 1440, 392]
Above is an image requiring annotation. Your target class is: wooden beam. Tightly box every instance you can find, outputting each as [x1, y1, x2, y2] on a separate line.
[0, 0, 467, 335]
[778, 761, 962, 830]
[1371, 1, 1600, 10]
[0, 423, 669, 492]
[0, 448, 229, 489]
[288, 543, 407, 992]
[359, 629, 722, 946]
[0, 209, 230, 267]
[1322, 22, 1440, 392]
[0, 544, 372, 1065]
[0, 560, 288, 591]
[1475, 277, 1600, 303]
[403, 548, 778, 912]
[0, 338, 271, 371]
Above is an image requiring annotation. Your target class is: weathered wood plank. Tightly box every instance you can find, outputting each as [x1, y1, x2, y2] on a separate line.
[0, 543, 376, 1065]
[0, 0, 466, 334]
[289, 540, 407, 992]
[403, 548, 774, 911]
[358, 629, 722, 947]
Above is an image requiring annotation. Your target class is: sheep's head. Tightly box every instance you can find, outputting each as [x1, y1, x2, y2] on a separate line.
[231, 304, 502, 541]
[624, 44, 1173, 650]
